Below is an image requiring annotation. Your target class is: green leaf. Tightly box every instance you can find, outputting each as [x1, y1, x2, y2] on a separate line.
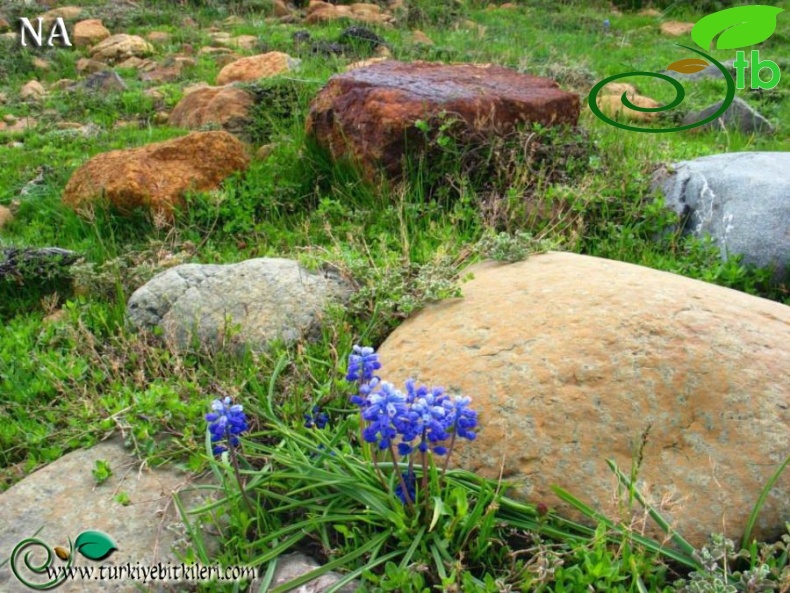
[429, 497, 447, 532]
[74, 530, 118, 561]
[692, 6, 784, 50]
[741, 454, 790, 548]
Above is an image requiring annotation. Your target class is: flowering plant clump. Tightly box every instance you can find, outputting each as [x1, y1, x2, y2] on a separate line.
[206, 396, 249, 456]
[346, 344, 478, 508]
[304, 405, 329, 429]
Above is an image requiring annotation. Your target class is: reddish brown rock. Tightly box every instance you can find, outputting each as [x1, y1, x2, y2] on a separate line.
[62, 131, 249, 218]
[306, 60, 580, 180]
[377, 252, 790, 549]
[73, 19, 110, 47]
[168, 86, 254, 136]
[215, 51, 296, 85]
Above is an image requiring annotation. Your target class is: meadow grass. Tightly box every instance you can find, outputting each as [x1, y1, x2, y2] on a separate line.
[1, 0, 789, 590]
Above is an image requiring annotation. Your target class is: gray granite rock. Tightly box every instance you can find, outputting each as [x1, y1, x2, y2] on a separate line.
[682, 96, 774, 134]
[652, 151, 790, 279]
[126, 258, 353, 354]
[0, 439, 217, 593]
[249, 553, 360, 592]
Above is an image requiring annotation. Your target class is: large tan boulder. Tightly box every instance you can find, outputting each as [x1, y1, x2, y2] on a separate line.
[306, 60, 580, 181]
[62, 131, 249, 218]
[168, 86, 254, 136]
[377, 252, 790, 548]
[215, 52, 297, 85]
[90, 34, 153, 63]
[73, 19, 110, 47]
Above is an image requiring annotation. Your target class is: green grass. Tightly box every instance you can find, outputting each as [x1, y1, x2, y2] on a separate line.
[1, 0, 789, 591]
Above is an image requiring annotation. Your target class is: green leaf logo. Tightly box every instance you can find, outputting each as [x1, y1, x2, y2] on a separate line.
[692, 5, 784, 50]
[74, 531, 118, 561]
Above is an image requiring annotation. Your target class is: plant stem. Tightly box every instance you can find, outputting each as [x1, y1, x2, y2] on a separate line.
[229, 443, 256, 518]
[389, 442, 414, 511]
[441, 432, 457, 483]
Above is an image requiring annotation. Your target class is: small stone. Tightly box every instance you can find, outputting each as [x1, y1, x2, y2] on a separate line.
[32, 58, 51, 70]
[76, 58, 107, 74]
[216, 52, 298, 85]
[596, 93, 660, 121]
[222, 15, 245, 27]
[266, 0, 291, 17]
[50, 79, 76, 90]
[256, 143, 277, 160]
[169, 86, 254, 131]
[20, 80, 45, 102]
[154, 111, 170, 124]
[682, 96, 774, 135]
[144, 89, 165, 104]
[198, 46, 234, 55]
[411, 30, 433, 45]
[0, 116, 36, 133]
[73, 19, 110, 47]
[90, 34, 153, 63]
[42, 309, 67, 324]
[80, 70, 127, 92]
[0, 205, 13, 230]
[38, 5, 82, 25]
[600, 82, 638, 97]
[228, 35, 259, 51]
[146, 31, 171, 43]
[661, 21, 694, 37]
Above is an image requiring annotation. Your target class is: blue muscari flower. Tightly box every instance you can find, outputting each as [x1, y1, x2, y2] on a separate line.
[361, 381, 409, 450]
[351, 376, 380, 407]
[394, 470, 416, 505]
[444, 396, 478, 441]
[346, 345, 382, 383]
[304, 405, 329, 429]
[206, 397, 248, 456]
[400, 381, 451, 455]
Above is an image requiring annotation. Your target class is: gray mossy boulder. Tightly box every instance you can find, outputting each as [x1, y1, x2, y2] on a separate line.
[126, 258, 353, 354]
[0, 439, 217, 593]
[652, 151, 790, 280]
